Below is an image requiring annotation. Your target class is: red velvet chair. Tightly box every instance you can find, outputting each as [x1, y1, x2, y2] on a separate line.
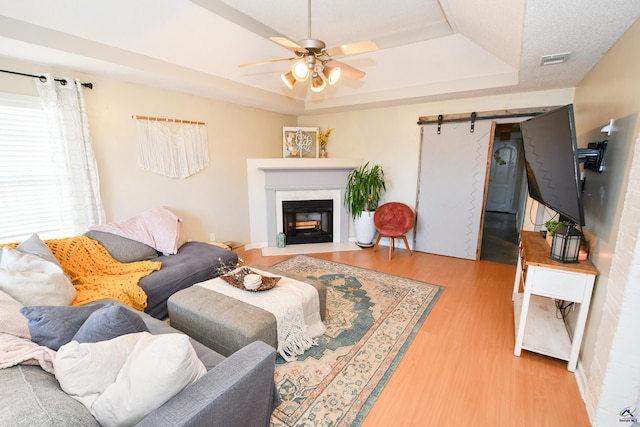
[373, 202, 416, 260]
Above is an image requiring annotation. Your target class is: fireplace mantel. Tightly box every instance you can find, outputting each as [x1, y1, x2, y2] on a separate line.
[247, 158, 362, 248]
[255, 158, 362, 171]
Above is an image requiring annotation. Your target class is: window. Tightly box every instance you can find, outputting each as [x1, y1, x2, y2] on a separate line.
[0, 92, 75, 244]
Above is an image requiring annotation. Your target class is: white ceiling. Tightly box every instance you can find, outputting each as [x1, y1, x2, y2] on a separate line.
[0, 0, 638, 115]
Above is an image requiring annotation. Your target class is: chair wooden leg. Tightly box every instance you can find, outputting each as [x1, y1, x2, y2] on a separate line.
[373, 234, 383, 250]
[389, 237, 395, 260]
[401, 235, 412, 256]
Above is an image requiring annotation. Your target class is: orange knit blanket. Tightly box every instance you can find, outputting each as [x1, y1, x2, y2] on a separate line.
[44, 236, 161, 310]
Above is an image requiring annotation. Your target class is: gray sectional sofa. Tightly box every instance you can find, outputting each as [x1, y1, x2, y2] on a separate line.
[0, 302, 280, 427]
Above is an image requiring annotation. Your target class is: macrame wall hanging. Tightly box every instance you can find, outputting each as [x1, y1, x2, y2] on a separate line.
[133, 115, 209, 179]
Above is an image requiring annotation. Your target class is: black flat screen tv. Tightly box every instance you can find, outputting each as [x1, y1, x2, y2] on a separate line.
[520, 104, 585, 226]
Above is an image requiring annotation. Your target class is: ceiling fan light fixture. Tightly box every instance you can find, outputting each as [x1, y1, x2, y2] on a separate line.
[310, 72, 326, 92]
[323, 64, 341, 85]
[291, 61, 309, 82]
[281, 71, 296, 89]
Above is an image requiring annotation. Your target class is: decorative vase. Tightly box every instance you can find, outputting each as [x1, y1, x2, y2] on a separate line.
[353, 211, 376, 247]
[319, 149, 328, 158]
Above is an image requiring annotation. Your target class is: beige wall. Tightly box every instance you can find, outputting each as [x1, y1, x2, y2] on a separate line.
[0, 54, 574, 245]
[572, 19, 640, 424]
[4, 23, 638, 422]
[298, 89, 575, 213]
[0, 56, 295, 244]
[297, 22, 639, 420]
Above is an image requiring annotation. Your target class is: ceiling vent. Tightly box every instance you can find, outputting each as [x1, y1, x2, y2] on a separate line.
[541, 52, 571, 66]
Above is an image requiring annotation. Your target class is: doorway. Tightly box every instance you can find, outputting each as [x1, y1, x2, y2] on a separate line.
[480, 123, 524, 265]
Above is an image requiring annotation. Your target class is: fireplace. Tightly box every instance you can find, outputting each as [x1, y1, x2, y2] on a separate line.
[247, 157, 362, 248]
[283, 199, 333, 244]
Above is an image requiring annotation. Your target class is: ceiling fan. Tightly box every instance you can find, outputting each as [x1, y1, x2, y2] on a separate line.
[239, 0, 378, 92]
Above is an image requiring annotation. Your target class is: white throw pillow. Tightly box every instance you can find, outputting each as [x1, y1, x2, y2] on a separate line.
[0, 247, 76, 306]
[55, 332, 206, 427]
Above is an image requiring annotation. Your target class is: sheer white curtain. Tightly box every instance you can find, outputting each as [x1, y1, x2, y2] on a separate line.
[36, 74, 105, 232]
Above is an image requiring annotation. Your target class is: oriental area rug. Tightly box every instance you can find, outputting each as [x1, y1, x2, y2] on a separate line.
[269, 255, 444, 427]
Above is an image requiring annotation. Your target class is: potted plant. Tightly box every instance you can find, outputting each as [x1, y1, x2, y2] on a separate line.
[318, 128, 334, 158]
[544, 219, 566, 246]
[345, 162, 386, 246]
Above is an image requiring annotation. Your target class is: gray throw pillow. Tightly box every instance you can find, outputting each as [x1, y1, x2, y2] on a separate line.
[16, 233, 62, 268]
[84, 230, 158, 263]
[20, 303, 108, 351]
[72, 304, 149, 344]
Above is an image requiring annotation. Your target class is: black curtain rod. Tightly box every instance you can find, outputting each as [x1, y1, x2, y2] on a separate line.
[0, 69, 93, 89]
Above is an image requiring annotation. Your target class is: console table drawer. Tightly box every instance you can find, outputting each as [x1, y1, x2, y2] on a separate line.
[528, 266, 589, 302]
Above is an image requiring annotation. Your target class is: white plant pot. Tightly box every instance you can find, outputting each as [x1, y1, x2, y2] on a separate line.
[353, 211, 377, 246]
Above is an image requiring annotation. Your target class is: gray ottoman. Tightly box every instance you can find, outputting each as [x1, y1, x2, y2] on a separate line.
[167, 266, 326, 357]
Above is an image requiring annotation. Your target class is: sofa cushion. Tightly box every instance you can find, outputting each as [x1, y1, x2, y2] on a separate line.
[0, 247, 75, 307]
[0, 289, 30, 339]
[0, 365, 100, 427]
[55, 332, 206, 426]
[72, 304, 149, 344]
[90, 207, 188, 255]
[20, 303, 108, 351]
[84, 230, 158, 263]
[16, 233, 62, 268]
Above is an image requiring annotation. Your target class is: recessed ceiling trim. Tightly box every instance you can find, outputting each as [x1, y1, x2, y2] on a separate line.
[189, 0, 288, 41]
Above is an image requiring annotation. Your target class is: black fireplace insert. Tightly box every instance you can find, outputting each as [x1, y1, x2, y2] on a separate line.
[282, 199, 333, 244]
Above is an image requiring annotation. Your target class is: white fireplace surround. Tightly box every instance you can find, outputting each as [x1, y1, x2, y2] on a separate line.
[246, 158, 362, 249]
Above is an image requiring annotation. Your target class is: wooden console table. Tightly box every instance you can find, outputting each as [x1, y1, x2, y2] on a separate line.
[512, 231, 598, 372]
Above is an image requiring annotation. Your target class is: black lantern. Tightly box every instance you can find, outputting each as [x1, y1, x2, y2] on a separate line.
[550, 224, 582, 263]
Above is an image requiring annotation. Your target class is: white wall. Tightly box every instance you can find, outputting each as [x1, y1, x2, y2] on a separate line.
[0, 54, 575, 246]
[572, 19, 640, 426]
[298, 90, 574, 236]
[5, 35, 636, 423]
[0, 56, 295, 244]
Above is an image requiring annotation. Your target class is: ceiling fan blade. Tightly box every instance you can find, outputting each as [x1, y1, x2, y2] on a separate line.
[270, 37, 307, 53]
[239, 57, 296, 69]
[328, 59, 366, 80]
[325, 40, 378, 57]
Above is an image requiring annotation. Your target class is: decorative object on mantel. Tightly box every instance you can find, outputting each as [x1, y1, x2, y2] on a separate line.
[318, 128, 334, 158]
[345, 162, 386, 247]
[133, 115, 208, 178]
[282, 126, 319, 158]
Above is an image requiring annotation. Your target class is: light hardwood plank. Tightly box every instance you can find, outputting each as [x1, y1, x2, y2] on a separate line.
[243, 247, 591, 427]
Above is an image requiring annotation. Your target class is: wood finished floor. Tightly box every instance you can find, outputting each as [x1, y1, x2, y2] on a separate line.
[243, 247, 591, 427]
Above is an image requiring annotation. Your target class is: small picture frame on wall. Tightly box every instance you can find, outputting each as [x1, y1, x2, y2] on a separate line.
[282, 126, 319, 158]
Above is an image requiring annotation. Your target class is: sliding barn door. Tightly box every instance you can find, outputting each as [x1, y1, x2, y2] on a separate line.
[415, 121, 494, 260]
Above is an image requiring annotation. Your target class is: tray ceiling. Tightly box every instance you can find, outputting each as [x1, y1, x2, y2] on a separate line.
[0, 0, 637, 115]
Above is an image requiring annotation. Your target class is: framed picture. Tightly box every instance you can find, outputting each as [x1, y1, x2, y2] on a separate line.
[282, 126, 319, 158]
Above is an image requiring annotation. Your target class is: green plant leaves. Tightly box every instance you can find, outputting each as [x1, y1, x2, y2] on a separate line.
[345, 162, 386, 219]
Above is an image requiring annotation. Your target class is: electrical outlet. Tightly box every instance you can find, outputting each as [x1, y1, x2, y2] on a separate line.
[209, 232, 216, 242]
